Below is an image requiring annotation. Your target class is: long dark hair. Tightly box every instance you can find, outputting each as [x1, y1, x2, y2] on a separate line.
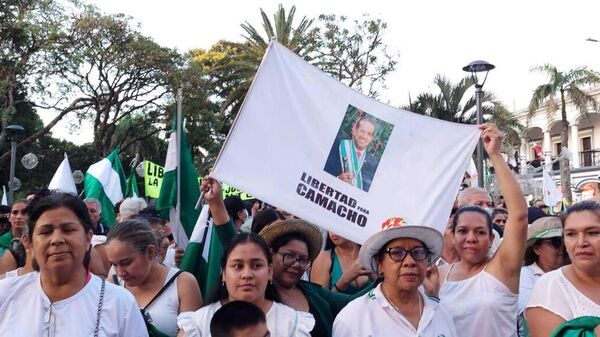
[452, 205, 493, 235]
[27, 192, 92, 271]
[207, 233, 281, 304]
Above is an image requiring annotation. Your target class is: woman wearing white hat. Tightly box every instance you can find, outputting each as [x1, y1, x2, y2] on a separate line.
[332, 217, 457, 337]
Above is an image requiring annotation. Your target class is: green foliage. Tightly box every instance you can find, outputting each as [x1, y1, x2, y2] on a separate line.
[408, 75, 523, 152]
[304, 14, 398, 98]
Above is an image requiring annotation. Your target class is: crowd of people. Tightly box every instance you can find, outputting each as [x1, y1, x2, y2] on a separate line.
[0, 123, 598, 336]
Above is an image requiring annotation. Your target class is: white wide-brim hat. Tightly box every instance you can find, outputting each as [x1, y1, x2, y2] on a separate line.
[359, 217, 444, 273]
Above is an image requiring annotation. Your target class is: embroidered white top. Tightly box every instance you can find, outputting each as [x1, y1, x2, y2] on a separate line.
[0, 272, 147, 337]
[333, 284, 458, 337]
[526, 267, 600, 320]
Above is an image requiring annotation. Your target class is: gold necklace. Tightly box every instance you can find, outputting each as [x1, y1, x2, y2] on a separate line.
[382, 288, 422, 323]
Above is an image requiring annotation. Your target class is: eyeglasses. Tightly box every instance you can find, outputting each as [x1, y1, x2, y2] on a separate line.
[383, 246, 429, 262]
[277, 252, 311, 269]
[539, 237, 562, 249]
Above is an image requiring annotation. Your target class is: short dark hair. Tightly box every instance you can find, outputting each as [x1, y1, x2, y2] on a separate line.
[224, 196, 246, 221]
[452, 205, 493, 235]
[251, 208, 283, 234]
[210, 301, 266, 337]
[562, 200, 600, 227]
[492, 209, 508, 218]
[27, 192, 92, 270]
[355, 116, 377, 131]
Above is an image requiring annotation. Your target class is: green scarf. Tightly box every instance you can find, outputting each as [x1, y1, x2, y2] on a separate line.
[550, 316, 600, 337]
[0, 232, 13, 250]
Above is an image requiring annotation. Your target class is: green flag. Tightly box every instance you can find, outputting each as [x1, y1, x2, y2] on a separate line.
[84, 148, 126, 227]
[156, 115, 200, 247]
[125, 169, 139, 198]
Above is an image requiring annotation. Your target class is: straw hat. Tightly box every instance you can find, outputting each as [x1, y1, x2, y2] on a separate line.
[527, 216, 562, 247]
[258, 219, 323, 261]
[359, 217, 443, 273]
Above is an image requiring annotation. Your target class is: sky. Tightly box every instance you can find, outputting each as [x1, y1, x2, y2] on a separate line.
[52, 0, 600, 143]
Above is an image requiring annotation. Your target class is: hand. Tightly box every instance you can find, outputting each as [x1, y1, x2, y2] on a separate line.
[479, 123, 502, 157]
[200, 176, 222, 204]
[337, 259, 371, 290]
[173, 245, 185, 267]
[423, 264, 440, 297]
[338, 171, 353, 183]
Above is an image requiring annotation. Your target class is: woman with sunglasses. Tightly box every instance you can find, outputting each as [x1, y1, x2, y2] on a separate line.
[200, 177, 374, 337]
[526, 200, 600, 337]
[438, 124, 528, 337]
[333, 217, 457, 337]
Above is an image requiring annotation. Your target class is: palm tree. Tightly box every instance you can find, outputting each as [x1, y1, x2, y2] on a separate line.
[409, 75, 523, 154]
[212, 4, 314, 116]
[529, 64, 600, 203]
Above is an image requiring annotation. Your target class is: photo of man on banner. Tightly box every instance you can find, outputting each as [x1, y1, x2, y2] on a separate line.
[324, 105, 393, 192]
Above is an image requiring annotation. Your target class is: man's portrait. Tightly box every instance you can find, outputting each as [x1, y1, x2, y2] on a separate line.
[324, 105, 393, 192]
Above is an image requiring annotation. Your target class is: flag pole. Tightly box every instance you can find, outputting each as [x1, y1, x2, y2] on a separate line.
[176, 88, 183, 242]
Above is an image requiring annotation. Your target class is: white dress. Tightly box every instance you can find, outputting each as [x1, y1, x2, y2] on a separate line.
[0, 272, 148, 336]
[177, 301, 315, 337]
[526, 267, 600, 320]
[333, 284, 458, 337]
[440, 265, 518, 337]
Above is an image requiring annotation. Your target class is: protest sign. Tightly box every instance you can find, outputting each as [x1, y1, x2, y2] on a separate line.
[144, 160, 164, 199]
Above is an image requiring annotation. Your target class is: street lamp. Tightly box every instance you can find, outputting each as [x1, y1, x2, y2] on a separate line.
[6, 124, 24, 205]
[463, 60, 495, 188]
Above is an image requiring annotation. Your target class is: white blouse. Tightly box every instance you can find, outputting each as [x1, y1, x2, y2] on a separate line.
[333, 284, 458, 337]
[526, 267, 600, 320]
[178, 301, 314, 337]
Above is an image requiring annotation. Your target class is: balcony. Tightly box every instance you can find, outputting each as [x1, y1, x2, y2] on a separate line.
[580, 150, 600, 168]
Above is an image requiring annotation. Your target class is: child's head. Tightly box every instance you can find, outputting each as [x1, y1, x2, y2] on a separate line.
[210, 301, 269, 337]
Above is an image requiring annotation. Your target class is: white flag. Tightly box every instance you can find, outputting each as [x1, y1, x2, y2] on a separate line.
[543, 168, 562, 207]
[212, 41, 480, 242]
[48, 153, 77, 194]
[1, 186, 6, 206]
[466, 158, 479, 187]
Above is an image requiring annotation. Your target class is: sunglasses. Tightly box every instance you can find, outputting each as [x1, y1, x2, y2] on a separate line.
[539, 237, 562, 249]
[383, 246, 429, 262]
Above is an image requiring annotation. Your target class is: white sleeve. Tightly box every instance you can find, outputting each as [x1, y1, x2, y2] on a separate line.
[177, 311, 204, 337]
[121, 298, 149, 337]
[294, 311, 315, 337]
[518, 268, 535, 314]
[525, 271, 571, 320]
[332, 316, 356, 337]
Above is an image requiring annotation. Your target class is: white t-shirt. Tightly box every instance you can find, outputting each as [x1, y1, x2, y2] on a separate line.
[333, 284, 458, 337]
[440, 267, 518, 337]
[526, 267, 600, 320]
[518, 262, 544, 314]
[178, 301, 315, 337]
[0, 272, 148, 337]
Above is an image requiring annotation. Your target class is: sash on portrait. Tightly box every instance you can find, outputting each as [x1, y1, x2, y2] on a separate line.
[339, 139, 366, 189]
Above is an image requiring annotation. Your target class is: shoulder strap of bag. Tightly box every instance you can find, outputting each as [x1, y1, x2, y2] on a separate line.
[94, 278, 106, 337]
[142, 270, 183, 311]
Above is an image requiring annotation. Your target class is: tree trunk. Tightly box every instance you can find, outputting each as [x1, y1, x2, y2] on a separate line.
[560, 89, 573, 204]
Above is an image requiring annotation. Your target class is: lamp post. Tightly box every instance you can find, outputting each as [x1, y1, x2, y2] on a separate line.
[6, 124, 24, 205]
[463, 60, 495, 188]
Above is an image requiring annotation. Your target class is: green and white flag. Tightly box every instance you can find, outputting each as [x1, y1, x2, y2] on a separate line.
[156, 116, 200, 248]
[84, 148, 126, 227]
[125, 169, 139, 198]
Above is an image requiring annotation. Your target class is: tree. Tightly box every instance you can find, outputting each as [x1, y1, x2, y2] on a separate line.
[43, 6, 180, 158]
[211, 4, 314, 116]
[409, 74, 523, 157]
[304, 14, 398, 98]
[529, 64, 600, 203]
[0, 0, 65, 151]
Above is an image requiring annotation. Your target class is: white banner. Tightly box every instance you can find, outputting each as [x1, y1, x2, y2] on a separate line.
[212, 41, 480, 243]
